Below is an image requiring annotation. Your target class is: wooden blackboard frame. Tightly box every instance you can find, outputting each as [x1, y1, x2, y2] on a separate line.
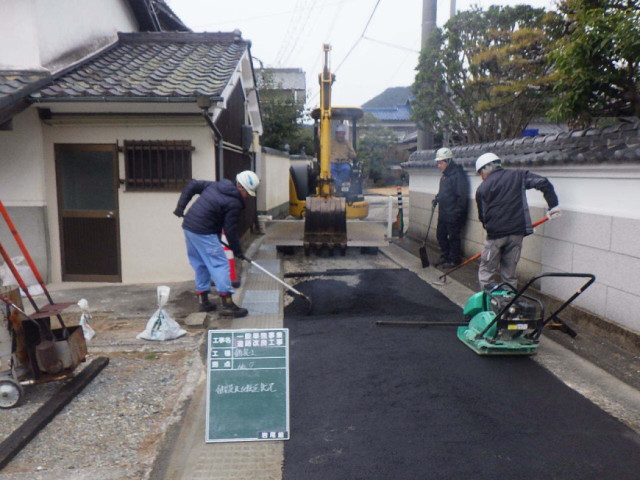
[205, 328, 290, 443]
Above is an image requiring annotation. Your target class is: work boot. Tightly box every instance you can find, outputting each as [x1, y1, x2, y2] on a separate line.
[197, 291, 217, 313]
[434, 256, 447, 267]
[219, 294, 248, 318]
[441, 259, 461, 269]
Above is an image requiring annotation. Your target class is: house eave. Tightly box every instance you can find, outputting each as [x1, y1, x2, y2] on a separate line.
[30, 95, 223, 104]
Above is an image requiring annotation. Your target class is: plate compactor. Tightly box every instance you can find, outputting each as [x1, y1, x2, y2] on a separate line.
[457, 273, 595, 355]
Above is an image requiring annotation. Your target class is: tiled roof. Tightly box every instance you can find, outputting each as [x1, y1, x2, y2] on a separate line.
[0, 71, 51, 110]
[403, 118, 640, 169]
[0, 70, 51, 124]
[362, 86, 412, 109]
[364, 104, 412, 122]
[36, 32, 248, 101]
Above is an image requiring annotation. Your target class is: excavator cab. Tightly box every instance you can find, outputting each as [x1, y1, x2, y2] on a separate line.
[309, 107, 369, 219]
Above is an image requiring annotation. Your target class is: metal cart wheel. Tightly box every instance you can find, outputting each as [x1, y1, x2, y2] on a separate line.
[0, 378, 23, 409]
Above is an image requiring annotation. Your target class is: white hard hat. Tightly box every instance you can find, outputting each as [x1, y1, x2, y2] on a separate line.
[435, 147, 453, 162]
[236, 170, 260, 197]
[336, 124, 347, 133]
[475, 152, 501, 172]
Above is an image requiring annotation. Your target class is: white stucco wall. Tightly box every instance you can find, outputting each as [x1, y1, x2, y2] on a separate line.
[0, 109, 46, 205]
[407, 164, 640, 334]
[0, 0, 137, 71]
[36, 0, 137, 71]
[41, 121, 217, 284]
[258, 150, 290, 217]
[0, 0, 41, 69]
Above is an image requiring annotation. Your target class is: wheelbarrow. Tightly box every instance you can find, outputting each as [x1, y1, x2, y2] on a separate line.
[0, 286, 87, 408]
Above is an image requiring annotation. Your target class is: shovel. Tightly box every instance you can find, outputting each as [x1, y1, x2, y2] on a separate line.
[419, 205, 437, 268]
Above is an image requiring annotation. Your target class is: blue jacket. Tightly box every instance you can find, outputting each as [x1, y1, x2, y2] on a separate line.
[176, 179, 245, 255]
[476, 168, 558, 239]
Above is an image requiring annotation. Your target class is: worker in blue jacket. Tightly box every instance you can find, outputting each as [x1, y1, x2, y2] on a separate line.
[475, 153, 561, 291]
[173, 171, 260, 317]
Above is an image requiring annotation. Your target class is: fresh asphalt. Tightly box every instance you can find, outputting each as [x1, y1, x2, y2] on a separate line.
[283, 268, 640, 480]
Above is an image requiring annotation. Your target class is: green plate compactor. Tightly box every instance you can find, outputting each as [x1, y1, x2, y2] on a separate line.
[458, 273, 595, 356]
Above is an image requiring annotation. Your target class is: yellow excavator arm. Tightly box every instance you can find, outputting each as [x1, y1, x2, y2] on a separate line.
[303, 44, 347, 254]
[317, 44, 334, 198]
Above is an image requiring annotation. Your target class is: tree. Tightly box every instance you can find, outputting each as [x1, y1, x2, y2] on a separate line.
[412, 5, 563, 143]
[357, 114, 407, 186]
[549, 0, 640, 125]
[260, 96, 314, 154]
[259, 71, 314, 154]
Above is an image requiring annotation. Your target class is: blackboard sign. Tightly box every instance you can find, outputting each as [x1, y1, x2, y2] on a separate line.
[206, 329, 290, 443]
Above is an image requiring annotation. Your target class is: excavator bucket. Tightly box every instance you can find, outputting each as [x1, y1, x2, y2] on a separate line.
[304, 196, 347, 252]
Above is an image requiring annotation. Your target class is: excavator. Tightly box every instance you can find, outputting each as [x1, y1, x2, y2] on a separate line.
[289, 106, 368, 220]
[264, 44, 387, 255]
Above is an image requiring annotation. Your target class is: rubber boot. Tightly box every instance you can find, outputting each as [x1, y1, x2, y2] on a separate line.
[434, 256, 447, 267]
[197, 291, 217, 313]
[219, 293, 248, 318]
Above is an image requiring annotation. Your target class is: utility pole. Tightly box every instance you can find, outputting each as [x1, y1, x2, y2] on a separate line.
[417, 0, 437, 150]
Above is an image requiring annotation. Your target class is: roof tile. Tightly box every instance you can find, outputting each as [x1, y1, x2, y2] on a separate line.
[403, 118, 640, 168]
[38, 32, 247, 100]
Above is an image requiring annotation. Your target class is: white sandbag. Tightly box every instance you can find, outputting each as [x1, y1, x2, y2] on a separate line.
[0, 256, 44, 297]
[137, 286, 186, 341]
[77, 298, 96, 341]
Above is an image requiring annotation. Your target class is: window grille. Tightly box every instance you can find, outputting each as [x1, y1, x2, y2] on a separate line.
[123, 140, 193, 191]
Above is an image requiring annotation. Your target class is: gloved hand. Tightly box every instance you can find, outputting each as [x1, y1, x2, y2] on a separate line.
[547, 206, 562, 220]
[432, 198, 438, 208]
[173, 207, 184, 218]
[235, 252, 247, 261]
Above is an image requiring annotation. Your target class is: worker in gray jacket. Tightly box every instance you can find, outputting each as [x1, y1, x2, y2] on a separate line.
[475, 153, 561, 291]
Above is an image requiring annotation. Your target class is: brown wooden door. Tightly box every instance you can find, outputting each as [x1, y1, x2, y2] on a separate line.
[55, 144, 121, 282]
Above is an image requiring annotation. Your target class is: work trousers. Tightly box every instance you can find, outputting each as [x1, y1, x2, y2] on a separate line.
[436, 217, 464, 263]
[330, 162, 351, 187]
[183, 229, 232, 295]
[478, 235, 523, 291]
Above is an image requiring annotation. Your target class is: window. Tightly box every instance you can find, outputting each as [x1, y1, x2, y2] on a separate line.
[123, 140, 193, 191]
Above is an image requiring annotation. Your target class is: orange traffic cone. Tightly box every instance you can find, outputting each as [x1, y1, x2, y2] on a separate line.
[221, 232, 241, 288]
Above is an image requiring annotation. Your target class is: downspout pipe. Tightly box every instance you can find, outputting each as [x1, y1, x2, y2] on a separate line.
[198, 96, 225, 180]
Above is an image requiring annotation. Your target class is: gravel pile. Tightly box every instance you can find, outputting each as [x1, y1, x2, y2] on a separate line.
[0, 347, 202, 480]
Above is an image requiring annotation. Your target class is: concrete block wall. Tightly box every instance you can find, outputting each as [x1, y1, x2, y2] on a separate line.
[407, 168, 640, 335]
[408, 190, 546, 281]
[541, 213, 640, 332]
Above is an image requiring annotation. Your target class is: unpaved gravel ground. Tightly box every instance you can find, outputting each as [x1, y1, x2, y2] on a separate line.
[0, 346, 201, 480]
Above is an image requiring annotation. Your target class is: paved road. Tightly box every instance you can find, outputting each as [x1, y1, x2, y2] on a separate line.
[283, 267, 640, 480]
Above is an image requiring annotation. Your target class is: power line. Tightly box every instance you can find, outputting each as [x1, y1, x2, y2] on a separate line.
[280, 1, 320, 66]
[334, 0, 383, 73]
[362, 36, 420, 53]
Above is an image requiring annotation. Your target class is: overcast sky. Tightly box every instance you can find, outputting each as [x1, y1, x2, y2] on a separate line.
[167, 0, 557, 108]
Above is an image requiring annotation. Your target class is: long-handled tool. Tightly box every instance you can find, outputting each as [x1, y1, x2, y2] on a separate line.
[0, 201, 74, 333]
[0, 240, 69, 339]
[241, 255, 313, 314]
[221, 242, 313, 313]
[419, 205, 437, 268]
[434, 216, 549, 285]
